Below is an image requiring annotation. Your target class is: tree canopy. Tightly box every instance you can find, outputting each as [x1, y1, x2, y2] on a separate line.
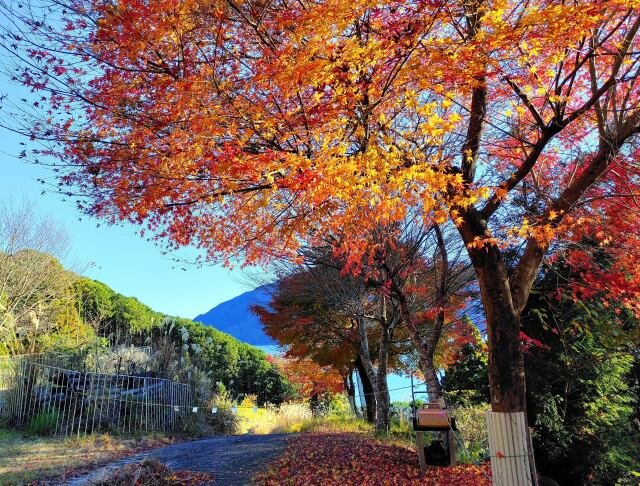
[3, 0, 639, 481]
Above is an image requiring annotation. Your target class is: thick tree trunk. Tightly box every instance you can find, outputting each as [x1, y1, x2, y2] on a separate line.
[375, 324, 391, 433]
[476, 256, 534, 485]
[458, 211, 535, 485]
[355, 354, 376, 422]
[420, 355, 441, 402]
[374, 375, 390, 433]
[356, 312, 393, 433]
[473, 251, 526, 413]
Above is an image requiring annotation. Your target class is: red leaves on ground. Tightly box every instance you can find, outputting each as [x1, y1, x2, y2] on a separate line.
[255, 433, 491, 485]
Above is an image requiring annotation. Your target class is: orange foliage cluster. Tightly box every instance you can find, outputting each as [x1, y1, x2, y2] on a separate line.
[12, 0, 638, 268]
[255, 433, 491, 485]
[272, 357, 344, 398]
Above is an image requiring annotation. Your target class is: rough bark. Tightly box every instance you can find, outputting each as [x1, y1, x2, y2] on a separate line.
[344, 370, 359, 418]
[356, 315, 392, 433]
[375, 323, 391, 432]
[457, 210, 526, 412]
[420, 356, 442, 402]
[354, 354, 376, 422]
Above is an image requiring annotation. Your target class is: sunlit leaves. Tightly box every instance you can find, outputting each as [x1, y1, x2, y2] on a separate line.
[255, 433, 491, 485]
[4, 0, 639, 269]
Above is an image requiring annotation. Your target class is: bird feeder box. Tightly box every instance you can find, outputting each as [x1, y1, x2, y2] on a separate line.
[410, 376, 457, 469]
[416, 407, 450, 429]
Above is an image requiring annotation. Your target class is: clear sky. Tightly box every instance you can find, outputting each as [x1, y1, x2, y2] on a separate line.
[0, 76, 260, 319]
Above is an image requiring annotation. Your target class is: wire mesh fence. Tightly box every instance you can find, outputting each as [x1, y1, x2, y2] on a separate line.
[0, 354, 193, 437]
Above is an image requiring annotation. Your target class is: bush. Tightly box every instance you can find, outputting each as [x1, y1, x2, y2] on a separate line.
[326, 393, 354, 419]
[27, 411, 59, 436]
[522, 264, 640, 486]
[185, 386, 240, 437]
[388, 414, 414, 440]
[441, 344, 490, 408]
[451, 404, 490, 464]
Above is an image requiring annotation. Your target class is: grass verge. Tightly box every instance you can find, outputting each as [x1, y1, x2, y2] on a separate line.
[0, 427, 176, 485]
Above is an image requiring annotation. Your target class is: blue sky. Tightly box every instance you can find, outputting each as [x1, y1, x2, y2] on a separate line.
[0, 77, 257, 319]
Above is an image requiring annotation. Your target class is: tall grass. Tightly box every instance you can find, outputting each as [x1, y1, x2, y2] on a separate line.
[239, 402, 313, 434]
[237, 395, 372, 435]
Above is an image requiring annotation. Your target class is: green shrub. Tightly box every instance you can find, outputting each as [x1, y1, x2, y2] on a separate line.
[205, 392, 241, 436]
[388, 414, 414, 441]
[28, 411, 59, 436]
[522, 262, 640, 486]
[452, 404, 490, 464]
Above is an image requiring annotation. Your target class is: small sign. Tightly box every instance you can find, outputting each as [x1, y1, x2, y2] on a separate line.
[192, 406, 198, 413]
[174, 406, 179, 412]
[211, 407, 218, 414]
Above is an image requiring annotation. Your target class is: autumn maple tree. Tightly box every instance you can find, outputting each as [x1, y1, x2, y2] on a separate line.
[269, 356, 345, 401]
[3, 0, 640, 483]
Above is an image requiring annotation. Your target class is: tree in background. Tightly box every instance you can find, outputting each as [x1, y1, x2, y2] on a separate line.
[522, 257, 639, 486]
[270, 357, 344, 402]
[255, 239, 479, 431]
[440, 322, 490, 407]
[165, 317, 293, 406]
[253, 261, 392, 428]
[354, 222, 477, 399]
[0, 199, 93, 354]
[3, 1, 640, 481]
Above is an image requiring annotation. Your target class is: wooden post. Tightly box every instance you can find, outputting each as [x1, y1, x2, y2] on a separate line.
[448, 430, 457, 467]
[416, 431, 427, 469]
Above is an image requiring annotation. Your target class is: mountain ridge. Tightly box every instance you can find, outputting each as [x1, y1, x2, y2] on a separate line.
[193, 285, 277, 346]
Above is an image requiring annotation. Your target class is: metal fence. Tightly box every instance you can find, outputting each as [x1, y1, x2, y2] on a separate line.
[0, 354, 193, 437]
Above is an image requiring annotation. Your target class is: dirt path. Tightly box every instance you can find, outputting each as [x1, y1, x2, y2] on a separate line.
[58, 434, 291, 486]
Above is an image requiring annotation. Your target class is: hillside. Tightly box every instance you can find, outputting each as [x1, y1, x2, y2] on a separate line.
[193, 286, 277, 346]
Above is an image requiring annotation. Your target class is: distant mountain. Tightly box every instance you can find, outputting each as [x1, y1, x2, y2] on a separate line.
[193, 285, 277, 346]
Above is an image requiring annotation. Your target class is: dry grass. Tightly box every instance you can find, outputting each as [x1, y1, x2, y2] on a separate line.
[239, 402, 313, 434]
[237, 399, 372, 435]
[0, 427, 174, 485]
